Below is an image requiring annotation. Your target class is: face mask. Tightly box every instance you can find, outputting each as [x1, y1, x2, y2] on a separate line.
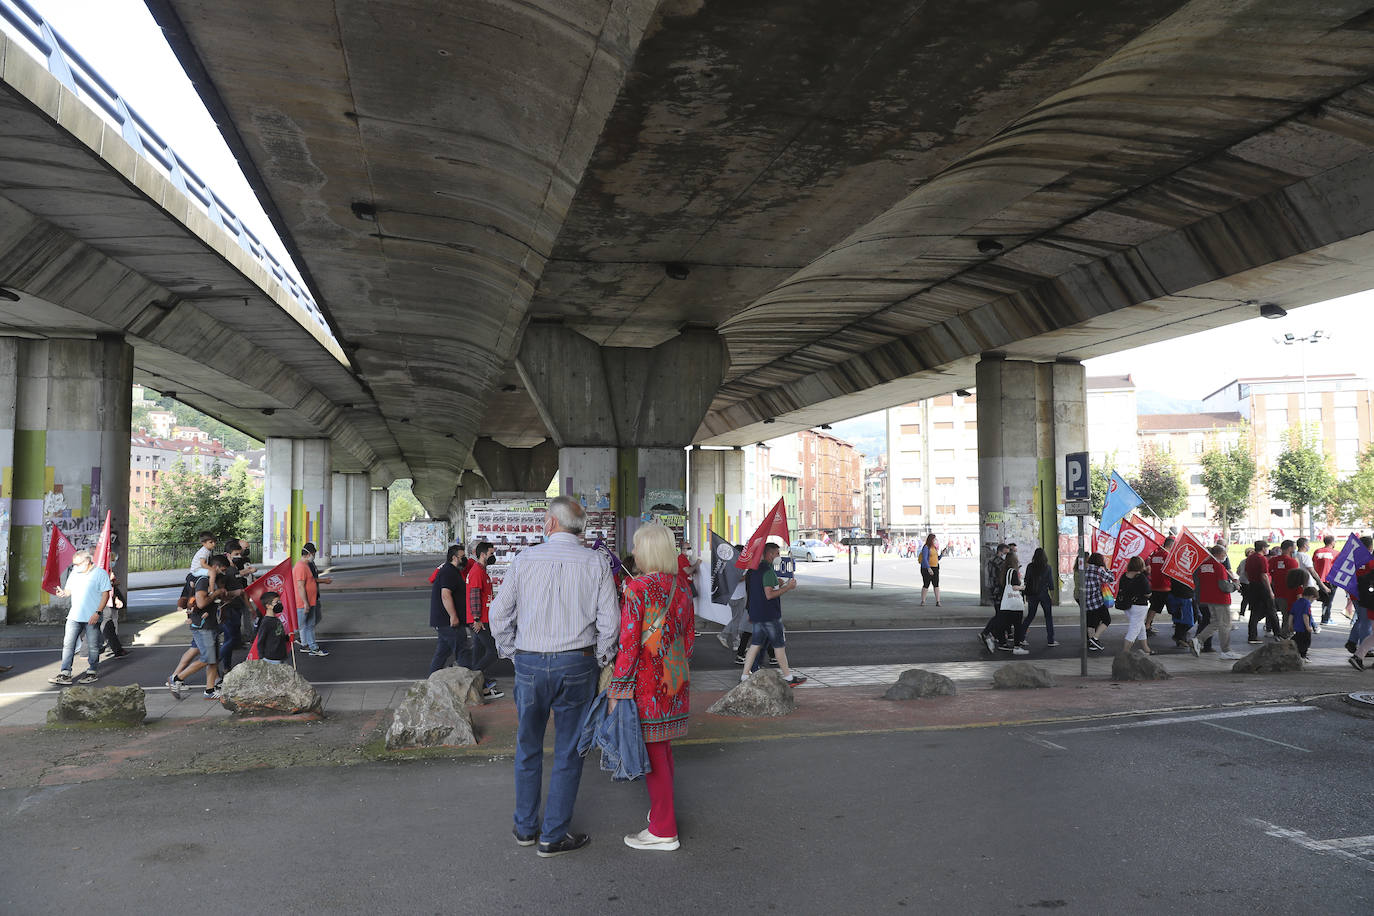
[485, 555, 496, 566]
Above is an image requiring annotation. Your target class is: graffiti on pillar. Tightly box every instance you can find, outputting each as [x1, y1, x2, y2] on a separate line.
[642, 488, 686, 549]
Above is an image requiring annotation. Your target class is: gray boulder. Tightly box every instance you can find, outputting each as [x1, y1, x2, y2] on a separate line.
[219, 661, 322, 716]
[992, 661, 1056, 689]
[386, 679, 478, 749]
[883, 668, 956, 700]
[48, 684, 146, 726]
[1111, 650, 1171, 681]
[1231, 640, 1304, 673]
[707, 669, 796, 717]
[428, 666, 484, 706]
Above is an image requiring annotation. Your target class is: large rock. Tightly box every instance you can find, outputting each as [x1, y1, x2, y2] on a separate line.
[883, 668, 957, 700]
[707, 669, 796, 717]
[48, 685, 145, 726]
[1232, 640, 1305, 673]
[428, 666, 484, 706]
[992, 661, 1056, 689]
[1112, 650, 1172, 681]
[386, 679, 478, 749]
[219, 661, 322, 716]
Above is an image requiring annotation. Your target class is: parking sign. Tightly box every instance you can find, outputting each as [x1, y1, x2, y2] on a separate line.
[1065, 451, 1089, 501]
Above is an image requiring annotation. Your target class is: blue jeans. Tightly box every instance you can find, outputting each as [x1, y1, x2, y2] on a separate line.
[299, 605, 319, 650]
[429, 625, 470, 674]
[1016, 592, 1053, 643]
[61, 618, 100, 674]
[468, 628, 498, 680]
[1349, 611, 1372, 646]
[512, 651, 597, 844]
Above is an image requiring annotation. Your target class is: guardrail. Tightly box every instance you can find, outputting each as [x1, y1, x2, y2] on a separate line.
[127, 542, 262, 574]
[332, 539, 401, 557]
[0, 0, 330, 338]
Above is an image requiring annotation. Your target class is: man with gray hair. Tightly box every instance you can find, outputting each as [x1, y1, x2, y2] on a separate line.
[48, 549, 112, 686]
[489, 495, 619, 858]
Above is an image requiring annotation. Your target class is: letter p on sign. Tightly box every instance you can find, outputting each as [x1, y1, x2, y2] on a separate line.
[1065, 451, 1089, 501]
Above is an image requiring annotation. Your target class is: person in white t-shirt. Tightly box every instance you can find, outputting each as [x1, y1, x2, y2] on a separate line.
[48, 549, 112, 686]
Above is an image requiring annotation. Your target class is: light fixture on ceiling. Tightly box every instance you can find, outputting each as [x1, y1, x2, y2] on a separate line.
[819, 424, 832, 430]
[501, 384, 518, 393]
[400, 417, 411, 423]
[955, 388, 972, 397]
[261, 408, 275, 416]
[350, 201, 377, 221]
[0, 287, 21, 301]
[762, 418, 775, 424]
[1259, 303, 1287, 320]
[664, 262, 690, 280]
[976, 238, 1004, 254]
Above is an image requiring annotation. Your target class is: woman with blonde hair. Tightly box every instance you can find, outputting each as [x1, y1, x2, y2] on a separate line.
[608, 522, 695, 852]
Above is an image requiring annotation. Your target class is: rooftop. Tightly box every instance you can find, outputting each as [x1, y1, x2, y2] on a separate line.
[1087, 374, 1135, 390]
[1137, 412, 1244, 432]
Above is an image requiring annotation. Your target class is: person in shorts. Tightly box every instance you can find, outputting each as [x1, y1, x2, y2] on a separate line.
[739, 542, 806, 685]
[166, 554, 229, 699]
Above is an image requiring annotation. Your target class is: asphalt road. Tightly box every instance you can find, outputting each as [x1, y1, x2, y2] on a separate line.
[2, 699, 1371, 914]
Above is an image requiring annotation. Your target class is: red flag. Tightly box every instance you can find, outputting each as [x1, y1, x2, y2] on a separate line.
[1131, 516, 1165, 550]
[1161, 527, 1208, 585]
[1091, 526, 1116, 565]
[736, 498, 790, 570]
[1109, 518, 1155, 583]
[244, 557, 299, 638]
[92, 510, 112, 573]
[41, 526, 78, 595]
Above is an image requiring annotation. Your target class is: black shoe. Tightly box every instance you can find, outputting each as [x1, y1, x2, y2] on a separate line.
[1350, 655, 1365, 671]
[537, 833, 591, 858]
[766, 656, 779, 667]
[733, 654, 746, 665]
[513, 826, 537, 847]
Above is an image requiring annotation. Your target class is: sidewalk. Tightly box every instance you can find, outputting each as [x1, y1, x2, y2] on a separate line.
[124, 552, 446, 590]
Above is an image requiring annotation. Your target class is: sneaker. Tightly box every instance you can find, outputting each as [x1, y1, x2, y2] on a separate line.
[766, 656, 779, 667]
[204, 686, 223, 699]
[482, 686, 505, 700]
[623, 828, 680, 851]
[308, 647, 329, 657]
[166, 677, 185, 699]
[512, 826, 537, 847]
[1217, 651, 1241, 660]
[1012, 645, 1029, 656]
[110, 650, 130, 659]
[1046, 641, 1059, 647]
[1249, 639, 1264, 645]
[48, 671, 74, 686]
[981, 633, 996, 653]
[1349, 655, 1365, 671]
[537, 833, 591, 858]
[75, 669, 100, 683]
[782, 673, 808, 686]
[1313, 625, 1321, 635]
[733, 654, 746, 665]
[1088, 638, 1103, 651]
[1189, 638, 1201, 658]
[715, 631, 731, 650]
[995, 642, 1013, 652]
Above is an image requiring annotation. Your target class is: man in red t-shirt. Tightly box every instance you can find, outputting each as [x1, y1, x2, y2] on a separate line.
[1243, 539, 1282, 643]
[1312, 535, 1338, 624]
[1193, 545, 1240, 658]
[465, 541, 503, 699]
[1269, 540, 1301, 637]
[1146, 538, 1173, 636]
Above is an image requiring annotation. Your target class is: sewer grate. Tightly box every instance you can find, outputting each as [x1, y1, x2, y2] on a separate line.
[1345, 691, 1374, 708]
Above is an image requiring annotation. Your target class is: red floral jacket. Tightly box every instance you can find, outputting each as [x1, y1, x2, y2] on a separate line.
[609, 572, 695, 742]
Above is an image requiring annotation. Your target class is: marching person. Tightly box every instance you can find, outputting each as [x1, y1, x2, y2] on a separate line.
[47, 549, 112, 686]
[465, 540, 504, 699]
[429, 545, 471, 674]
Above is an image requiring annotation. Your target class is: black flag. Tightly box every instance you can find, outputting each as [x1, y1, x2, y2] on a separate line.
[709, 530, 744, 605]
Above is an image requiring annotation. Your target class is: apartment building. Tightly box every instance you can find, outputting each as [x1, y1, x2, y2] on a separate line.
[884, 392, 980, 536]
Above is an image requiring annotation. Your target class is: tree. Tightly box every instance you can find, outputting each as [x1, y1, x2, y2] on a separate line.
[388, 479, 424, 539]
[1332, 444, 1374, 527]
[1269, 432, 1335, 532]
[1130, 446, 1187, 523]
[1199, 444, 1256, 531]
[1089, 455, 1114, 519]
[139, 458, 263, 544]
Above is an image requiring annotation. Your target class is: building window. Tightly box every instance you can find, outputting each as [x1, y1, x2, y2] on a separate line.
[933, 449, 955, 464]
[1270, 507, 1287, 518]
[967, 504, 980, 514]
[936, 504, 956, 515]
[935, 476, 955, 485]
[934, 421, 954, 430]
[900, 424, 920, 435]
[1191, 511, 1205, 519]
[934, 395, 953, 406]
[1190, 474, 1203, 485]
[903, 505, 923, 516]
[134, 487, 140, 493]
[903, 478, 920, 486]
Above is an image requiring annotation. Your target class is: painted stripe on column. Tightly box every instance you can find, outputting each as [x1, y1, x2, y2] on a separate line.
[12, 430, 45, 499]
[12, 498, 43, 526]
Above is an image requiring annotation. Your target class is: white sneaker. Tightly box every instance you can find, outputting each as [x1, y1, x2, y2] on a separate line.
[1217, 651, 1241, 660]
[716, 631, 731, 649]
[623, 828, 679, 851]
[1012, 646, 1029, 655]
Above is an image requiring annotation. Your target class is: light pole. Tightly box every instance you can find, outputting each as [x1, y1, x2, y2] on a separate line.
[1274, 329, 1327, 538]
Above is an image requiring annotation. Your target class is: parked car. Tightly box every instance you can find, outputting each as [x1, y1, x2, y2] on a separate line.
[789, 539, 836, 562]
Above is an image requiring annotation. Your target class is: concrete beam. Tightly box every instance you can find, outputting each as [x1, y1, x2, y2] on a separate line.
[471, 437, 558, 495]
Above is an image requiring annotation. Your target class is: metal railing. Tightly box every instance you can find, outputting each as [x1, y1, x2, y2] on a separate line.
[127, 542, 262, 574]
[0, 0, 332, 340]
[332, 539, 401, 557]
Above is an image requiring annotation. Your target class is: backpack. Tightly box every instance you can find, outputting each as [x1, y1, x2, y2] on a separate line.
[1357, 571, 1374, 611]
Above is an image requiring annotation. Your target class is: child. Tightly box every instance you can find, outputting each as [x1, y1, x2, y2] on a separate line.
[253, 591, 292, 664]
[1291, 586, 1317, 660]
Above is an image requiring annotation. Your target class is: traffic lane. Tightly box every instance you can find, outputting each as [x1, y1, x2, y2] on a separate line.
[1, 707, 1368, 914]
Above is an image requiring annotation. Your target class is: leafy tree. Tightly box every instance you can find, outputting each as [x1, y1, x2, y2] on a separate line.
[1199, 443, 1256, 530]
[139, 458, 263, 545]
[1130, 445, 1188, 523]
[1269, 432, 1335, 532]
[1089, 456, 1114, 519]
[388, 479, 425, 539]
[1332, 444, 1374, 527]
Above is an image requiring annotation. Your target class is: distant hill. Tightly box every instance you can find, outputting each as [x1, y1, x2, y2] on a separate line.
[827, 413, 886, 461]
[1136, 389, 1205, 415]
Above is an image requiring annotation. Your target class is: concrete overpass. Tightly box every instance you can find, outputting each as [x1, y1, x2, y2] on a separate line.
[5, 0, 1374, 620]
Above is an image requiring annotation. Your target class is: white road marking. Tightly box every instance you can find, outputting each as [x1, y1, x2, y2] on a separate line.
[1023, 734, 1066, 750]
[1249, 819, 1374, 873]
[1049, 705, 1313, 734]
[1201, 720, 1310, 752]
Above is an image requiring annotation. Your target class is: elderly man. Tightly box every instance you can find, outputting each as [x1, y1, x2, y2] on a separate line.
[48, 549, 112, 685]
[489, 496, 619, 858]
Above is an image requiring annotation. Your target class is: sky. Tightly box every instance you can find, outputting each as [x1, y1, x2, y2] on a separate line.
[8, 0, 1371, 448]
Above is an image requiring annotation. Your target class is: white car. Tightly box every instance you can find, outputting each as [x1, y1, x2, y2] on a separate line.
[789, 539, 836, 562]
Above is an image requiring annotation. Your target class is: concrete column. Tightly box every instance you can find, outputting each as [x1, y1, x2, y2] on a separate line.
[976, 355, 1085, 604]
[471, 437, 558, 495]
[517, 325, 727, 549]
[263, 438, 331, 565]
[330, 472, 370, 543]
[369, 486, 389, 540]
[688, 447, 747, 548]
[2, 335, 132, 624]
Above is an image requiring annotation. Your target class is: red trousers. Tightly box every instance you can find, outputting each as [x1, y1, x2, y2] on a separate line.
[645, 739, 677, 838]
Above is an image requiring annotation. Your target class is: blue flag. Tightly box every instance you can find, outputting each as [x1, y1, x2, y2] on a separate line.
[1098, 471, 1144, 536]
[1326, 533, 1373, 598]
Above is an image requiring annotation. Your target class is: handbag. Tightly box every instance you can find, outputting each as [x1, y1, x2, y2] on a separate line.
[998, 569, 1025, 612]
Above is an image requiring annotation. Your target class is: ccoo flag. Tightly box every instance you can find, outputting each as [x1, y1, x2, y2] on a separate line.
[1099, 471, 1144, 536]
[736, 498, 790, 570]
[92, 510, 113, 573]
[1109, 517, 1155, 583]
[1325, 533, 1373, 598]
[244, 557, 300, 640]
[709, 530, 744, 604]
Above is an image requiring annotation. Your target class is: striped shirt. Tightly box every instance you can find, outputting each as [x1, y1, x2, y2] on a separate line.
[488, 532, 619, 664]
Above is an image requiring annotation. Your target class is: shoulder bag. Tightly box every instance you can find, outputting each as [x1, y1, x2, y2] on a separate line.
[998, 568, 1025, 612]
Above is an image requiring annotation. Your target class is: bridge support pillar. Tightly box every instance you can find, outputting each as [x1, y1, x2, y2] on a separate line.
[517, 325, 728, 552]
[263, 438, 331, 566]
[0, 335, 131, 624]
[688, 447, 746, 549]
[331, 472, 371, 543]
[370, 485, 389, 540]
[975, 355, 1085, 605]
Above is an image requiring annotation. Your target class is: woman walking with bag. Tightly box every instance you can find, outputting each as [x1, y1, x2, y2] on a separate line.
[1014, 547, 1055, 649]
[608, 522, 695, 852]
[991, 547, 1025, 653]
[1117, 556, 1153, 654]
[918, 533, 942, 606]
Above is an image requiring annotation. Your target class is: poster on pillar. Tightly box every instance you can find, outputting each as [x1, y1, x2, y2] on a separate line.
[466, 497, 617, 594]
[641, 487, 686, 550]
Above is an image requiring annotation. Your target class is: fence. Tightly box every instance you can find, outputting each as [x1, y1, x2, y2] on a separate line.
[126, 542, 262, 574]
[332, 539, 401, 557]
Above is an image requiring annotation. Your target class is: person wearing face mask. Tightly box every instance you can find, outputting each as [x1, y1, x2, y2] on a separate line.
[252, 591, 292, 664]
[48, 549, 112, 685]
[466, 540, 504, 700]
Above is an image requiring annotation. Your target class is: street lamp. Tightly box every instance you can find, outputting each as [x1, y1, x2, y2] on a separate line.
[1274, 329, 1328, 537]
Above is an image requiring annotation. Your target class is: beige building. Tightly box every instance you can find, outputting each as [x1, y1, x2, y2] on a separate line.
[1135, 413, 1245, 531]
[884, 392, 980, 537]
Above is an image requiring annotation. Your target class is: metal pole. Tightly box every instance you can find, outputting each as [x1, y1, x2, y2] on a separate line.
[848, 543, 853, 590]
[1301, 341, 1314, 539]
[1078, 516, 1087, 677]
[870, 541, 875, 589]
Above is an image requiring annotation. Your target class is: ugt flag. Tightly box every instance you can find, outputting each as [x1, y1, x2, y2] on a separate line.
[709, 530, 744, 604]
[1161, 527, 1208, 585]
[736, 498, 790, 570]
[1109, 517, 1155, 583]
[244, 557, 300, 639]
[41, 525, 77, 595]
[1099, 471, 1144, 536]
[1325, 533, 1373, 598]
